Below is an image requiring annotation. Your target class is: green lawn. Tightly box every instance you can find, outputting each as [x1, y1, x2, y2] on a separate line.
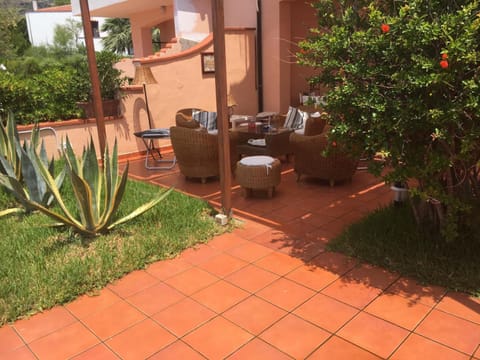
[0, 179, 227, 325]
[328, 204, 480, 296]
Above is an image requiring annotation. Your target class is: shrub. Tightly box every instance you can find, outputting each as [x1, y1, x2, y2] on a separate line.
[298, 0, 480, 240]
[0, 48, 125, 123]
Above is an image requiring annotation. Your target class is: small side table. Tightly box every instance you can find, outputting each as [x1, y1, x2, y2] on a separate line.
[134, 128, 176, 170]
[235, 156, 281, 198]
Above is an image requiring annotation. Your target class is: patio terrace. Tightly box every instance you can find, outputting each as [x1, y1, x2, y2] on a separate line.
[1, 152, 479, 359]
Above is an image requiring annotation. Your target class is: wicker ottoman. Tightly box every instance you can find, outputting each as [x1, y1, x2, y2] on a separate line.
[235, 156, 281, 198]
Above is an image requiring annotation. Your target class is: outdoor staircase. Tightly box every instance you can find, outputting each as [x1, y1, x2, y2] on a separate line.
[153, 37, 200, 57]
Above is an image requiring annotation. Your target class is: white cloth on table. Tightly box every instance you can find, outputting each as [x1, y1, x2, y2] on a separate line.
[247, 138, 266, 147]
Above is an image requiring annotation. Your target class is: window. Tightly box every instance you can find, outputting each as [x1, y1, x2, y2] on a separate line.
[91, 21, 100, 38]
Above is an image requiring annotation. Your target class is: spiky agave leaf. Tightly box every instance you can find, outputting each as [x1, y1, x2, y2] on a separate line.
[0, 112, 21, 180]
[108, 186, 174, 229]
[82, 138, 101, 220]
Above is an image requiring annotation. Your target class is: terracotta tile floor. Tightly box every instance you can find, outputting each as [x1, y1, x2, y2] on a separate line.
[1, 154, 480, 359]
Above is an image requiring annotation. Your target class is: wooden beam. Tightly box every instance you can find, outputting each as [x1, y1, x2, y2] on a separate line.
[79, 0, 107, 158]
[212, 0, 232, 217]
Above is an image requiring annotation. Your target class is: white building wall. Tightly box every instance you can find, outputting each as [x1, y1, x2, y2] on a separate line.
[25, 10, 108, 51]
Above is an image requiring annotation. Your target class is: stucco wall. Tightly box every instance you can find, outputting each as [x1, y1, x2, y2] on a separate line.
[21, 30, 257, 159]
[126, 30, 258, 141]
[290, 1, 320, 103]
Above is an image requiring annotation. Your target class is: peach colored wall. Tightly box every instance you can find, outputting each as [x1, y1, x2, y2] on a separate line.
[224, 0, 257, 28]
[290, 1, 319, 104]
[174, 0, 212, 41]
[17, 117, 149, 160]
[261, 0, 318, 113]
[129, 30, 258, 125]
[261, 0, 282, 112]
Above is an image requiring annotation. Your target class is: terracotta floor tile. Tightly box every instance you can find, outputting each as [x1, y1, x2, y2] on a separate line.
[254, 252, 304, 276]
[285, 263, 339, 291]
[308, 336, 381, 360]
[152, 297, 216, 337]
[310, 251, 357, 276]
[197, 253, 248, 278]
[149, 340, 206, 359]
[106, 319, 176, 360]
[259, 314, 330, 359]
[145, 258, 192, 281]
[225, 241, 274, 263]
[163, 267, 219, 295]
[321, 277, 384, 309]
[436, 291, 480, 324]
[345, 263, 400, 290]
[365, 292, 431, 330]
[71, 344, 120, 359]
[81, 300, 145, 340]
[278, 236, 327, 262]
[207, 232, 248, 251]
[14, 307, 77, 343]
[190, 280, 250, 313]
[179, 244, 221, 265]
[65, 288, 122, 320]
[269, 204, 311, 223]
[293, 293, 359, 333]
[183, 316, 253, 359]
[29, 322, 99, 359]
[224, 264, 279, 293]
[126, 282, 185, 316]
[474, 346, 480, 359]
[227, 338, 292, 359]
[107, 270, 160, 298]
[248, 227, 297, 251]
[256, 277, 315, 311]
[0, 346, 36, 360]
[415, 309, 480, 355]
[232, 220, 273, 240]
[337, 312, 410, 359]
[0, 325, 24, 353]
[390, 334, 470, 360]
[223, 295, 287, 335]
[386, 276, 446, 307]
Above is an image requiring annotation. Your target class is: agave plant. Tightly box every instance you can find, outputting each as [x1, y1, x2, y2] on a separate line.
[26, 136, 172, 237]
[0, 112, 22, 181]
[0, 124, 65, 216]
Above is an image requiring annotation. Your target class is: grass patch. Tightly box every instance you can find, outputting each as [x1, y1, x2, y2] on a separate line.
[0, 179, 228, 325]
[328, 204, 480, 296]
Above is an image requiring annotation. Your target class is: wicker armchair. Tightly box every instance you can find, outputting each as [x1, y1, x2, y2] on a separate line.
[170, 126, 238, 183]
[175, 112, 200, 128]
[290, 132, 359, 186]
[272, 111, 327, 136]
[175, 108, 209, 128]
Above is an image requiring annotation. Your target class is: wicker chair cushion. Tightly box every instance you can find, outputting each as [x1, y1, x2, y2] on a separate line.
[176, 112, 200, 128]
[283, 106, 307, 130]
[192, 110, 217, 131]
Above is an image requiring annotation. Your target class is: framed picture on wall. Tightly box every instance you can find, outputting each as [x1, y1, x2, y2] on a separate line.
[201, 52, 215, 73]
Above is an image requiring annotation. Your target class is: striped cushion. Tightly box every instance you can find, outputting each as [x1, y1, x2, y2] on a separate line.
[283, 106, 298, 129]
[283, 107, 308, 130]
[192, 111, 217, 131]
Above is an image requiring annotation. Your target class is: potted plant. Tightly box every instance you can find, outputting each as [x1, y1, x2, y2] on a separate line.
[391, 181, 408, 205]
[76, 51, 127, 118]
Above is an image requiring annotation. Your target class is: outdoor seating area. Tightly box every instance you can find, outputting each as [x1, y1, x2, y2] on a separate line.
[3, 152, 479, 359]
[3, 0, 480, 358]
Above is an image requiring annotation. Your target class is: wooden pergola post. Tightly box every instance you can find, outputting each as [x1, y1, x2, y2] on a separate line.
[212, 0, 232, 217]
[79, 0, 107, 158]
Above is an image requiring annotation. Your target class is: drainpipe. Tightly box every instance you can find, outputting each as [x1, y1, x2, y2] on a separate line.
[256, 0, 263, 112]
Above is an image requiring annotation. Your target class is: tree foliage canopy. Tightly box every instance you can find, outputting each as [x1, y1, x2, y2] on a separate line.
[298, 0, 480, 239]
